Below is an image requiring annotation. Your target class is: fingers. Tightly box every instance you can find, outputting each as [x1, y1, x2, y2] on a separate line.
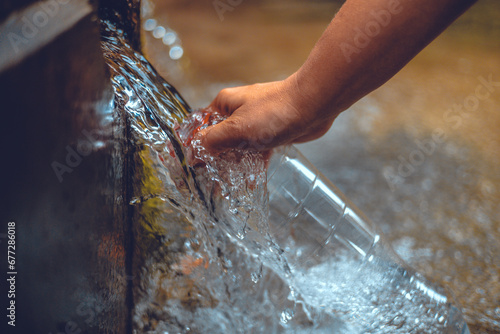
[200, 87, 249, 152]
[199, 80, 325, 153]
[209, 86, 246, 116]
[198, 111, 293, 153]
[197, 116, 247, 152]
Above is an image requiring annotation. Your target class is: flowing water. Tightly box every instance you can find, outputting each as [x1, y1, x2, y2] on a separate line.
[101, 19, 472, 333]
[140, 1, 500, 333]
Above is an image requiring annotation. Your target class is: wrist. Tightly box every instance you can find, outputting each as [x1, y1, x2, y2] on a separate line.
[285, 70, 343, 122]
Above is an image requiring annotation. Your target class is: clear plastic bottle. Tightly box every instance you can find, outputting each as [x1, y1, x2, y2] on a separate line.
[266, 145, 470, 334]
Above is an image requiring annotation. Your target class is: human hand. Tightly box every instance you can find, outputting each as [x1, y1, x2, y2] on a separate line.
[197, 75, 338, 152]
[196, 0, 477, 153]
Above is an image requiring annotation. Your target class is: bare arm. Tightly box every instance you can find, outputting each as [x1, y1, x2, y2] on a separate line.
[198, 0, 477, 151]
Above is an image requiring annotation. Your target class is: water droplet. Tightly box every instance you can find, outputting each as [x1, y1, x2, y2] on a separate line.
[169, 45, 183, 60]
[251, 270, 262, 283]
[162, 31, 177, 45]
[280, 309, 293, 324]
[153, 26, 166, 39]
[143, 18, 156, 31]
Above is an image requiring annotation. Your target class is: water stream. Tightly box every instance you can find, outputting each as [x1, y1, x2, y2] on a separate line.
[100, 20, 471, 333]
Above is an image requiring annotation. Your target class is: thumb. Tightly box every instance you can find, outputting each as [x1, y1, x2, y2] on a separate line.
[197, 117, 248, 153]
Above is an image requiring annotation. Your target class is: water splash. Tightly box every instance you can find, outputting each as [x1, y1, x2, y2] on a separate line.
[100, 20, 470, 334]
[101, 20, 305, 333]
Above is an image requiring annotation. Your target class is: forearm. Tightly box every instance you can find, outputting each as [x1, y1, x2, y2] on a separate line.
[293, 0, 477, 116]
